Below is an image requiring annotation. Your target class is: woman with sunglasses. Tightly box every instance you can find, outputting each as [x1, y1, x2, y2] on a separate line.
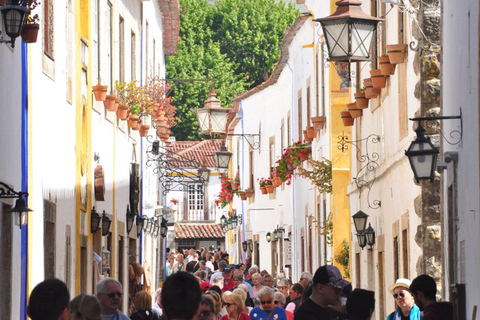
[198, 296, 217, 320]
[130, 291, 160, 320]
[386, 278, 420, 320]
[249, 288, 287, 320]
[221, 292, 251, 320]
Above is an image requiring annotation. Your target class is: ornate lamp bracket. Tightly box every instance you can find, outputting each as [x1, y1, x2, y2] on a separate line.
[337, 132, 382, 209]
[409, 109, 463, 146]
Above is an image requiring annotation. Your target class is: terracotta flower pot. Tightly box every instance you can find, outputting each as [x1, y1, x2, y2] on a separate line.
[265, 185, 274, 194]
[21, 23, 39, 43]
[379, 55, 396, 75]
[303, 130, 313, 142]
[347, 102, 357, 110]
[305, 125, 316, 139]
[239, 191, 247, 201]
[364, 78, 380, 99]
[260, 186, 268, 195]
[117, 105, 130, 120]
[128, 115, 140, 128]
[92, 85, 108, 101]
[231, 181, 240, 191]
[140, 124, 150, 137]
[370, 69, 387, 88]
[245, 189, 254, 198]
[386, 44, 408, 64]
[354, 92, 369, 109]
[311, 116, 326, 130]
[225, 197, 232, 204]
[341, 111, 354, 126]
[349, 108, 363, 118]
[104, 95, 117, 111]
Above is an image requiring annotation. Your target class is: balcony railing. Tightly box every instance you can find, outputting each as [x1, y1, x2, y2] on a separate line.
[174, 208, 218, 223]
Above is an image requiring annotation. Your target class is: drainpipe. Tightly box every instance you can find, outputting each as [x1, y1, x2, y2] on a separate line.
[240, 102, 246, 263]
[139, 2, 144, 265]
[20, 42, 28, 320]
[286, 61, 296, 279]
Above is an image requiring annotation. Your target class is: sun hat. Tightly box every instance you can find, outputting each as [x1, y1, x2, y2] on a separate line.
[388, 278, 412, 294]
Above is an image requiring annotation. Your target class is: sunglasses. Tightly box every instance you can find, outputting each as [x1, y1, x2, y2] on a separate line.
[106, 291, 123, 298]
[260, 300, 272, 304]
[274, 301, 279, 304]
[199, 310, 212, 317]
[224, 303, 235, 307]
[278, 286, 287, 290]
[393, 292, 406, 299]
[328, 285, 342, 294]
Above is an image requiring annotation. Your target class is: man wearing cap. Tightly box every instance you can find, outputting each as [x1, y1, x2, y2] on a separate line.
[294, 265, 349, 320]
[222, 266, 235, 292]
[409, 274, 453, 320]
[386, 278, 420, 320]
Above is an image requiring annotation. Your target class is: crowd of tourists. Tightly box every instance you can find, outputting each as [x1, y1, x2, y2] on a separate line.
[26, 247, 453, 320]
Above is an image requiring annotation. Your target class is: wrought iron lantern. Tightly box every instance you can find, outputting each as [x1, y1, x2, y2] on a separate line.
[364, 223, 376, 248]
[90, 206, 101, 234]
[126, 205, 135, 234]
[405, 123, 439, 182]
[315, 0, 382, 62]
[215, 144, 232, 169]
[266, 232, 271, 243]
[248, 240, 254, 252]
[101, 211, 112, 236]
[196, 88, 230, 135]
[9, 197, 32, 228]
[136, 215, 145, 237]
[160, 217, 168, 238]
[272, 229, 279, 242]
[352, 210, 368, 234]
[220, 215, 227, 230]
[199, 164, 211, 183]
[0, 2, 30, 48]
[242, 241, 248, 252]
[357, 233, 367, 249]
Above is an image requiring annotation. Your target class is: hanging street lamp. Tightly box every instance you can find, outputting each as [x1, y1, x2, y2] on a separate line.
[101, 211, 112, 236]
[242, 241, 248, 252]
[0, 2, 30, 48]
[160, 217, 168, 238]
[126, 205, 135, 234]
[215, 144, 232, 170]
[90, 206, 101, 234]
[136, 215, 145, 237]
[404, 123, 439, 182]
[196, 88, 230, 136]
[364, 223, 376, 248]
[352, 210, 368, 234]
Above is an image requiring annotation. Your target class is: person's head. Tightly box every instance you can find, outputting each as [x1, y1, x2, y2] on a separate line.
[289, 283, 304, 300]
[69, 294, 101, 320]
[96, 278, 123, 315]
[299, 272, 313, 288]
[249, 265, 259, 275]
[155, 288, 162, 306]
[198, 296, 216, 320]
[346, 289, 375, 320]
[222, 267, 233, 281]
[388, 278, 415, 311]
[186, 261, 197, 273]
[257, 287, 276, 311]
[133, 291, 152, 311]
[232, 288, 247, 302]
[177, 254, 185, 264]
[409, 274, 437, 310]
[277, 279, 290, 297]
[162, 271, 202, 320]
[218, 260, 228, 271]
[221, 253, 229, 261]
[312, 265, 349, 307]
[274, 292, 286, 308]
[27, 278, 70, 320]
[262, 274, 274, 287]
[251, 273, 262, 286]
[232, 274, 244, 287]
[223, 292, 245, 315]
[205, 290, 222, 314]
[260, 270, 268, 277]
[210, 274, 224, 289]
[189, 248, 195, 255]
[199, 261, 206, 269]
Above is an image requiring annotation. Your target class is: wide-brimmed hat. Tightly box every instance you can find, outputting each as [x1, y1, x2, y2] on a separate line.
[388, 278, 411, 294]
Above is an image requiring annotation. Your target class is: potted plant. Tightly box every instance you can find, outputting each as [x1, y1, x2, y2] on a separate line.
[297, 158, 332, 194]
[379, 55, 396, 75]
[386, 44, 408, 64]
[305, 125, 316, 140]
[92, 79, 108, 101]
[104, 94, 117, 111]
[144, 78, 179, 129]
[370, 69, 387, 88]
[311, 115, 326, 130]
[117, 105, 130, 120]
[219, 177, 238, 208]
[341, 110, 354, 126]
[347, 102, 362, 118]
[21, 0, 40, 43]
[244, 188, 254, 198]
[354, 89, 369, 109]
[363, 78, 380, 99]
[264, 178, 274, 193]
[258, 178, 269, 194]
[238, 191, 247, 201]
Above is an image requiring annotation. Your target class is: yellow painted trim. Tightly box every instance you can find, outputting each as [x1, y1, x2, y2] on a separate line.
[302, 43, 314, 48]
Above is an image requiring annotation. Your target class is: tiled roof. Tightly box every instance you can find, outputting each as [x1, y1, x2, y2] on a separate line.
[175, 223, 225, 239]
[166, 139, 224, 168]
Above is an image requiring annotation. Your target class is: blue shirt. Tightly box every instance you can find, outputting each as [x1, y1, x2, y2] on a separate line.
[250, 306, 287, 320]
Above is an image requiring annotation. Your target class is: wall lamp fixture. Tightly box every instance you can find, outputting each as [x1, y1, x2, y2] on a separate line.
[0, 2, 30, 48]
[0, 181, 32, 228]
[352, 210, 375, 250]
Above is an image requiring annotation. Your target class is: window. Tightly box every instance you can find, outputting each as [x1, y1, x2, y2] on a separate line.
[393, 236, 399, 280]
[269, 137, 275, 173]
[131, 31, 136, 81]
[297, 92, 303, 140]
[43, 0, 54, 59]
[188, 183, 204, 211]
[119, 16, 125, 82]
[306, 85, 311, 124]
[106, 2, 113, 91]
[44, 199, 56, 279]
[402, 229, 409, 278]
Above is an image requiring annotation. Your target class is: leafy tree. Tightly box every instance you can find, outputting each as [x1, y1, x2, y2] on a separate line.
[166, 0, 299, 140]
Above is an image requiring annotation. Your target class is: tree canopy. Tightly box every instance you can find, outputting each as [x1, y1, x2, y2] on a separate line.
[166, 0, 299, 140]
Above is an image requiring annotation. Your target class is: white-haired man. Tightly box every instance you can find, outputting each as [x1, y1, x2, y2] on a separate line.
[97, 278, 131, 320]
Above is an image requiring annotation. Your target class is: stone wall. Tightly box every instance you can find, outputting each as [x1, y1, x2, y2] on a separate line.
[413, 0, 444, 295]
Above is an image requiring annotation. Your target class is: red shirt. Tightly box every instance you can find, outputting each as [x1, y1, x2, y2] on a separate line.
[223, 278, 235, 291]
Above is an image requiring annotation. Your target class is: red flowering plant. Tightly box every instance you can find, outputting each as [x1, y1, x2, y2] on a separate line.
[258, 177, 273, 187]
[218, 177, 239, 208]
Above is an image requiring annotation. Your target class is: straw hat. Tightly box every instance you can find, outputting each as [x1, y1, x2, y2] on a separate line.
[388, 278, 411, 294]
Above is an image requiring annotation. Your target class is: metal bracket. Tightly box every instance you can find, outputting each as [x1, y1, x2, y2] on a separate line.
[409, 109, 463, 146]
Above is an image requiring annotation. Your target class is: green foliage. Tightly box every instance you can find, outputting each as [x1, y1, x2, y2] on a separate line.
[297, 158, 333, 194]
[335, 239, 350, 279]
[166, 0, 299, 140]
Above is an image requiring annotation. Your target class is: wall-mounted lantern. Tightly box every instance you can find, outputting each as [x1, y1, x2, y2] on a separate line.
[91, 206, 101, 234]
[101, 211, 111, 236]
[126, 205, 135, 234]
[266, 232, 271, 243]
